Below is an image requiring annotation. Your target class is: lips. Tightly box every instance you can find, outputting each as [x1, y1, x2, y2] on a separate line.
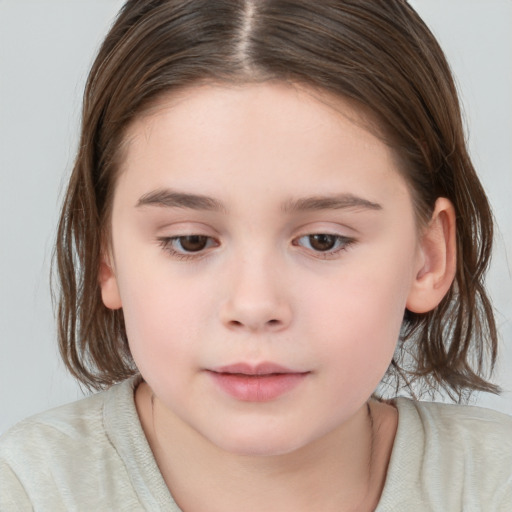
[207, 362, 309, 402]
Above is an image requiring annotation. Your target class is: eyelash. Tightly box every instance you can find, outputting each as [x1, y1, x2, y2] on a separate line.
[157, 235, 218, 261]
[293, 234, 356, 259]
[157, 233, 356, 261]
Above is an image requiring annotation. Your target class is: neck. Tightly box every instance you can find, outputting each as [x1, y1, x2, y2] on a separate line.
[135, 382, 396, 512]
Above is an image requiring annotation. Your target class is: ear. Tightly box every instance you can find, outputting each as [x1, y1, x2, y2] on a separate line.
[98, 249, 122, 310]
[406, 197, 457, 314]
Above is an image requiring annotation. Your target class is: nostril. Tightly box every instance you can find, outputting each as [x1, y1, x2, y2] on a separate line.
[227, 318, 281, 330]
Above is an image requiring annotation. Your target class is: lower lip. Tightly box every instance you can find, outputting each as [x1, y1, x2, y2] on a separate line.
[208, 372, 308, 402]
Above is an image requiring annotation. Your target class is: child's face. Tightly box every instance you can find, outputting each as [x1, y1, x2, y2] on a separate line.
[104, 82, 424, 456]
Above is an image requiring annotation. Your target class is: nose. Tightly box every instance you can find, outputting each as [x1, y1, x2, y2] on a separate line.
[219, 253, 292, 333]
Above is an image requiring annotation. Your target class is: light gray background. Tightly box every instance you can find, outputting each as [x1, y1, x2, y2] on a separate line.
[1, 0, 511, 434]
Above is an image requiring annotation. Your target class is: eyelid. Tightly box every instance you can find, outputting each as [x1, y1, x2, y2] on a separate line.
[154, 220, 220, 235]
[292, 232, 357, 259]
[157, 235, 219, 261]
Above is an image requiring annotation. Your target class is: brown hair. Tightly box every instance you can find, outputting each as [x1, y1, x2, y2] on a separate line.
[55, 0, 499, 400]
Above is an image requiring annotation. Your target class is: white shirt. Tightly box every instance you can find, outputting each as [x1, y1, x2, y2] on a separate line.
[1, 376, 511, 511]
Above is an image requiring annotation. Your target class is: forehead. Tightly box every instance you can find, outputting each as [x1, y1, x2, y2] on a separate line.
[115, 81, 410, 210]
[125, 81, 384, 149]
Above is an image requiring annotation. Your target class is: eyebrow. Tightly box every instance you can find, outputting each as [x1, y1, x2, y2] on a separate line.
[281, 194, 382, 213]
[136, 189, 227, 212]
[136, 188, 382, 214]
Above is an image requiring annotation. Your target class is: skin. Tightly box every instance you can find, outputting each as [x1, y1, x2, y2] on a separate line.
[100, 82, 456, 511]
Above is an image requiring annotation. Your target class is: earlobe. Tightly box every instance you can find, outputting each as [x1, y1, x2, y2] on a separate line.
[99, 253, 122, 310]
[406, 197, 457, 314]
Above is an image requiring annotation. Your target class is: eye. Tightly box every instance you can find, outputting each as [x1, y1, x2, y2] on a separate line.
[293, 234, 354, 255]
[174, 235, 210, 252]
[158, 235, 218, 258]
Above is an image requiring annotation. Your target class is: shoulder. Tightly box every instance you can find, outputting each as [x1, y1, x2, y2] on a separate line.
[0, 377, 148, 510]
[0, 381, 120, 460]
[378, 398, 512, 511]
[402, 397, 512, 465]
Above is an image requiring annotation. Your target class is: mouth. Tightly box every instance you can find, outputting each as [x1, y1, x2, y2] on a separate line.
[213, 362, 302, 375]
[207, 362, 309, 402]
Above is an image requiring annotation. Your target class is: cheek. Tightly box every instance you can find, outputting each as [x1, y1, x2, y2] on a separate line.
[114, 258, 211, 378]
[313, 283, 403, 363]
[306, 253, 414, 388]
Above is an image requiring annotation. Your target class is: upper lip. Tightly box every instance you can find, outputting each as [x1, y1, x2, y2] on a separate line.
[211, 362, 305, 375]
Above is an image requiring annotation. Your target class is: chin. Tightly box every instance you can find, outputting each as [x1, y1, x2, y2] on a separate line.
[204, 422, 318, 458]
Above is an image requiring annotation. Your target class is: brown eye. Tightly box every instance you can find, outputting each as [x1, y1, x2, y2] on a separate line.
[158, 234, 218, 259]
[293, 233, 354, 255]
[178, 235, 209, 252]
[308, 234, 337, 251]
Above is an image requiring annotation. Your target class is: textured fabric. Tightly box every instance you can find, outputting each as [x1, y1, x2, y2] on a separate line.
[1, 377, 511, 511]
[377, 397, 512, 511]
[0, 377, 177, 511]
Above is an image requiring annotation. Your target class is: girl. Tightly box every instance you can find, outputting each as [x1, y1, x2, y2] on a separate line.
[1, 1, 511, 510]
